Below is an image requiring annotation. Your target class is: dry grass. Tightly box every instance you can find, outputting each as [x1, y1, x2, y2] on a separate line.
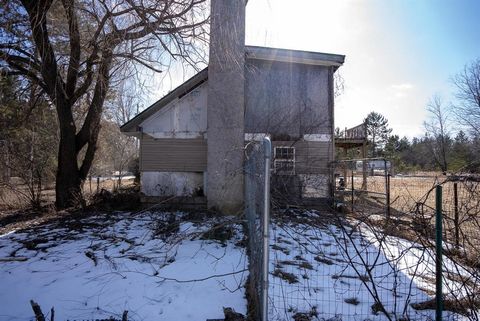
[342, 172, 480, 268]
[0, 177, 135, 210]
[0, 177, 137, 235]
[82, 177, 135, 197]
[0, 188, 31, 210]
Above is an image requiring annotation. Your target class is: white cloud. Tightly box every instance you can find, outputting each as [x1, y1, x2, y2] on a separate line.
[390, 83, 414, 91]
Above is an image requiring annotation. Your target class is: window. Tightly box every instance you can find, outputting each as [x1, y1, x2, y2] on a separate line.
[274, 146, 295, 175]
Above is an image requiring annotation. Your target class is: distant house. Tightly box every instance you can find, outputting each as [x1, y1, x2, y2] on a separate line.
[120, 1, 344, 213]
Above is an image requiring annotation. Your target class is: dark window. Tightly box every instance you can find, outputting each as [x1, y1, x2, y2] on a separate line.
[274, 146, 295, 175]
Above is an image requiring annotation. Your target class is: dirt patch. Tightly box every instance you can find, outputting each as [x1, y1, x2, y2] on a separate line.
[89, 187, 141, 211]
[332, 273, 370, 282]
[411, 297, 480, 316]
[271, 244, 290, 255]
[344, 297, 360, 305]
[291, 306, 318, 321]
[314, 255, 334, 265]
[200, 223, 234, 246]
[0, 206, 58, 235]
[272, 268, 299, 284]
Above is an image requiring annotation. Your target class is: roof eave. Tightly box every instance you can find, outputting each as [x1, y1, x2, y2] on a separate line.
[245, 45, 345, 68]
[120, 68, 208, 133]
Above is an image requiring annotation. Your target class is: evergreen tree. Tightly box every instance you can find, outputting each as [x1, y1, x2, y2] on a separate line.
[364, 111, 392, 157]
[450, 131, 469, 171]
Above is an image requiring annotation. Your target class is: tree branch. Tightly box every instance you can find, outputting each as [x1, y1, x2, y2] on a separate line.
[61, 0, 81, 100]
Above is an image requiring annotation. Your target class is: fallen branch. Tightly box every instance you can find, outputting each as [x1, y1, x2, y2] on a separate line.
[0, 257, 28, 262]
[30, 300, 46, 321]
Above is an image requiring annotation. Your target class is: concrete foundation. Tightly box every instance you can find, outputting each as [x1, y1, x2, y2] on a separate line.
[141, 172, 204, 197]
[300, 174, 330, 198]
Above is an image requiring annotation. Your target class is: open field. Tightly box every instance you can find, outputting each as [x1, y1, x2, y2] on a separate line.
[0, 176, 135, 210]
[338, 172, 480, 272]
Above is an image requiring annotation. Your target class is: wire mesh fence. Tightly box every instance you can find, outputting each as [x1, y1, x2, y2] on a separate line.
[331, 158, 391, 216]
[411, 176, 480, 320]
[244, 152, 480, 321]
[265, 158, 479, 321]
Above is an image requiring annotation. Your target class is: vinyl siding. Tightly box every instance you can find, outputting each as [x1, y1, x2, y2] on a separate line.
[272, 141, 332, 175]
[140, 136, 207, 172]
[140, 137, 331, 174]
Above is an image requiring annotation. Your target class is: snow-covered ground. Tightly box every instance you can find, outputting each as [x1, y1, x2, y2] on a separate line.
[268, 210, 468, 321]
[1, 208, 474, 321]
[0, 211, 247, 321]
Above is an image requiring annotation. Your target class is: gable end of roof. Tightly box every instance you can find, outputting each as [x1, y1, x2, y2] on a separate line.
[120, 68, 208, 133]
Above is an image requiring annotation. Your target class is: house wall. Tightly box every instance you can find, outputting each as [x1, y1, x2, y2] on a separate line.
[269, 140, 332, 200]
[138, 83, 208, 197]
[140, 136, 207, 172]
[140, 82, 207, 139]
[245, 59, 332, 138]
[246, 60, 335, 192]
[271, 140, 332, 175]
[138, 59, 337, 198]
[139, 136, 206, 197]
[141, 172, 203, 197]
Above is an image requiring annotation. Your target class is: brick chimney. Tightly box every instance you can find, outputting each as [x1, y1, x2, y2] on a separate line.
[206, 0, 246, 214]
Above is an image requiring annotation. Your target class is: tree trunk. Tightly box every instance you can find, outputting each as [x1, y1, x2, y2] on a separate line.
[55, 123, 81, 209]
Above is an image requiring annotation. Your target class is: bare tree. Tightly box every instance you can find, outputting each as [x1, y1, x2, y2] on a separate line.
[452, 59, 480, 136]
[0, 75, 58, 208]
[334, 71, 344, 98]
[424, 95, 451, 172]
[0, 0, 208, 208]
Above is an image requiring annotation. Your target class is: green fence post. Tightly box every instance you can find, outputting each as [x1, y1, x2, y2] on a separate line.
[386, 173, 391, 219]
[351, 170, 354, 213]
[435, 185, 443, 321]
[453, 182, 459, 247]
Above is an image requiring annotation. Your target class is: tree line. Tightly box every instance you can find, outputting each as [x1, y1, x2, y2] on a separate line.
[0, 74, 139, 208]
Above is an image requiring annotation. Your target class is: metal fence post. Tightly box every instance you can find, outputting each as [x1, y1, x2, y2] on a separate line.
[262, 136, 271, 321]
[351, 169, 354, 213]
[453, 182, 459, 247]
[386, 173, 391, 219]
[384, 159, 390, 219]
[435, 185, 443, 321]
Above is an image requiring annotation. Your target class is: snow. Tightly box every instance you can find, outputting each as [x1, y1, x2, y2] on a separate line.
[0, 211, 247, 321]
[1, 208, 475, 321]
[360, 224, 474, 299]
[267, 210, 468, 321]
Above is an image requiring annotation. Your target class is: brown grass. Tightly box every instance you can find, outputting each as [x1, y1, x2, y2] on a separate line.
[342, 172, 480, 268]
[0, 177, 135, 209]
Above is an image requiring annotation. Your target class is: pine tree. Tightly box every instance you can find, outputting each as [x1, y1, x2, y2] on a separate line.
[364, 112, 392, 157]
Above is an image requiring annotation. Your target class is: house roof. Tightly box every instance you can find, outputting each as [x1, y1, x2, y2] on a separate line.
[121, 68, 208, 133]
[246, 46, 345, 67]
[120, 46, 345, 133]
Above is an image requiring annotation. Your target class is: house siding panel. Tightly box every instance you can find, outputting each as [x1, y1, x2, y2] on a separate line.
[245, 60, 332, 138]
[140, 136, 207, 172]
[272, 141, 332, 174]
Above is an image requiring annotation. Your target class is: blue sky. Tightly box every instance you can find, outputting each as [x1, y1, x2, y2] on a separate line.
[245, 0, 480, 138]
[152, 0, 480, 139]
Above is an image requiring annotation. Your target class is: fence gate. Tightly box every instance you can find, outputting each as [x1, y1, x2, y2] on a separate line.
[331, 158, 391, 216]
